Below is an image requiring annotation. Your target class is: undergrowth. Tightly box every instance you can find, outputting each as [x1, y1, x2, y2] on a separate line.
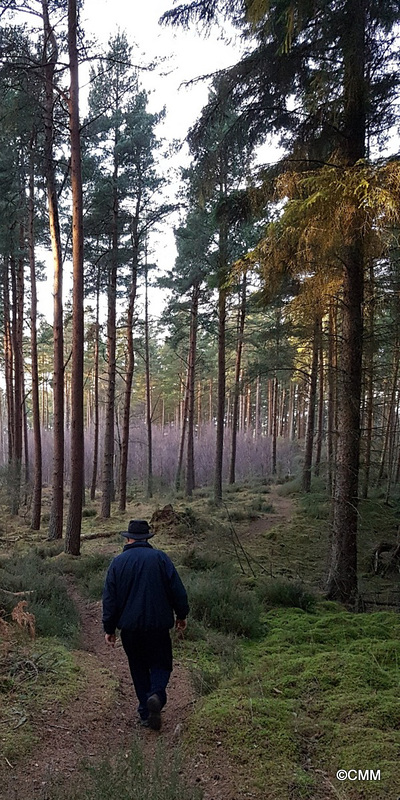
[0, 552, 80, 645]
[188, 606, 400, 800]
[180, 562, 263, 638]
[0, 637, 84, 763]
[48, 740, 202, 800]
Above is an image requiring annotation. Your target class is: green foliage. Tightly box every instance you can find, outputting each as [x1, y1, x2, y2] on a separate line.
[227, 496, 274, 521]
[256, 579, 316, 611]
[179, 620, 243, 695]
[82, 508, 97, 518]
[48, 741, 202, 800]
[0, 553, 80, 646]
[53, 552, 111, 600]
[189, 607, 400, 799]
[183, 564, 263, 638]
[0, 638, 83, 762]
[180, 547, 226, 572]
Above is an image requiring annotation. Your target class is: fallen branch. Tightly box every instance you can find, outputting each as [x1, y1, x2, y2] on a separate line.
[81, 531, 117, 541]
[0, 588, 34, 596]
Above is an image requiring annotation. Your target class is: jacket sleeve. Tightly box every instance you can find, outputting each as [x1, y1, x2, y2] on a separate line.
[102, 561, 118, 634]
[163, 555, 189, 619]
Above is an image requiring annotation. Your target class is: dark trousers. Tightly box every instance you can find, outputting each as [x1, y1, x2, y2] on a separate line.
[120, 628, 172, 720]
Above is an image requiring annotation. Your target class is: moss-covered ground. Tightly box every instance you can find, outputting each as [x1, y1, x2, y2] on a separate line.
[185, 606, 400, 799]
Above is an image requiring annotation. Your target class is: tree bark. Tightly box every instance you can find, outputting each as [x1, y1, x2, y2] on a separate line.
[28, 143, 42, 529]
[272, 375, 278, 474]
[361, 261, 375, 499]
[42, 0, 64, 540]
[144, 259, 153, 498]
[214, 206, 228, 504]
[10, 250, 23, 515]
[229, 273, 247, 484]
[90, 266, 100, 501]
[101, 134, 119, 518]
[3, 259, 14, 465]
[65, 0, 84, 556]
[119, 249, 138, 511]
[326, 0, 367, 605]
[176, 364, 190, 491]
[302, 317, 320, 493]
[185, 282, 200, 496]
[314, 318, 324, 477]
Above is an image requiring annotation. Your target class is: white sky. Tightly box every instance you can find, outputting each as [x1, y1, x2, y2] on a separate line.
[38, 0, 246, 322]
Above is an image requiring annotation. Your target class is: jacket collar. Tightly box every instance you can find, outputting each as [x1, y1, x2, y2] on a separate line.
[123, 541, 153, 551]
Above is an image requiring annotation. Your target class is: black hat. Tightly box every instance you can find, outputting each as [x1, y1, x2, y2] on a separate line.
[121, 520, 154, 540]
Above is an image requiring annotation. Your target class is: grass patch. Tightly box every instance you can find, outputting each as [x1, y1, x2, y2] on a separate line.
[48, 740, 202, 800]
[0, 552, 80, 645]
[257, 578, 316, 611]
[188, 606, 400, 799]
[182, 563, 263, 638]
[54, 552, 111, 600]
[180, 547, 226, 572]
[0, 637, 84, 763]
[181, 622, 243, 695]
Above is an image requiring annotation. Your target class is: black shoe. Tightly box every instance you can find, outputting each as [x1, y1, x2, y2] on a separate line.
[147, 694, 162, 731]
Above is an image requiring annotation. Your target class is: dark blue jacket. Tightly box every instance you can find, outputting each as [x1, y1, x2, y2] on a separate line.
[102, 542, 189, 634]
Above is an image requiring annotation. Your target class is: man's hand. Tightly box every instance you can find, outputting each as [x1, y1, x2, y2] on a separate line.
[175, 619, 187, 638]
[105, 633, 116, 647]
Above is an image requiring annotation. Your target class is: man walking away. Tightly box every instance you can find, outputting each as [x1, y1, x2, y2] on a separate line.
[102, 519, 189, 730]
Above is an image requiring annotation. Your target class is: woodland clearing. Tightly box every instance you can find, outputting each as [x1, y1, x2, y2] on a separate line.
[0, 482, 400, 800]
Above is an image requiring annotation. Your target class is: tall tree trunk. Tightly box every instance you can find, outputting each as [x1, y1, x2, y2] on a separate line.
[302, 317, 320, 492]
[214, 211, 228, 504]
[314, 319, 324, 477]
[101, 140, 119, 518]
[3, 259, 14, 465]
[10, 250, 23, 515]
[176, 365, 190, 491]
[28, 142, 42, 530]
[65, 0, 84, 556]
[272, 375, 278, 474]
[229, 273, 247, 484]
[119, 250, 138, 511]
[326, 0, 367, 605]
[362, 261, 375, 498]
[144, 259, 153, 498]
[90, 266, 100, 501]
[288, 383, 295, 441]
[327, 299, 337, 493]
[186, 282, 199, 497]
[42, 0, 64, 540]
[255, 375, 261, 438]
[385, 389, 400, 503]
[268, 379, 273, 437]
[377, 346, 399, 485]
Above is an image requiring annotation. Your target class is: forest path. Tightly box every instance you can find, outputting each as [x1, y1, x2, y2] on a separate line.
[1, 486, 295, 800]
[1, 588, 196, 800]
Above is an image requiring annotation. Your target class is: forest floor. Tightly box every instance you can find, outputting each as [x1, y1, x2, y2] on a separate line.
[0, 485, 294, 800]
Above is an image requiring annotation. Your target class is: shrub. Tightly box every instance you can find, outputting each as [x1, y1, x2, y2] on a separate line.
[82, 507, 97, 518]
[0, 553, 80, 645]
[180, 547, 225, 572]
[185, 567, 263, 638]
[57, 553, 111, 600]
[257, 578, 316, 612]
